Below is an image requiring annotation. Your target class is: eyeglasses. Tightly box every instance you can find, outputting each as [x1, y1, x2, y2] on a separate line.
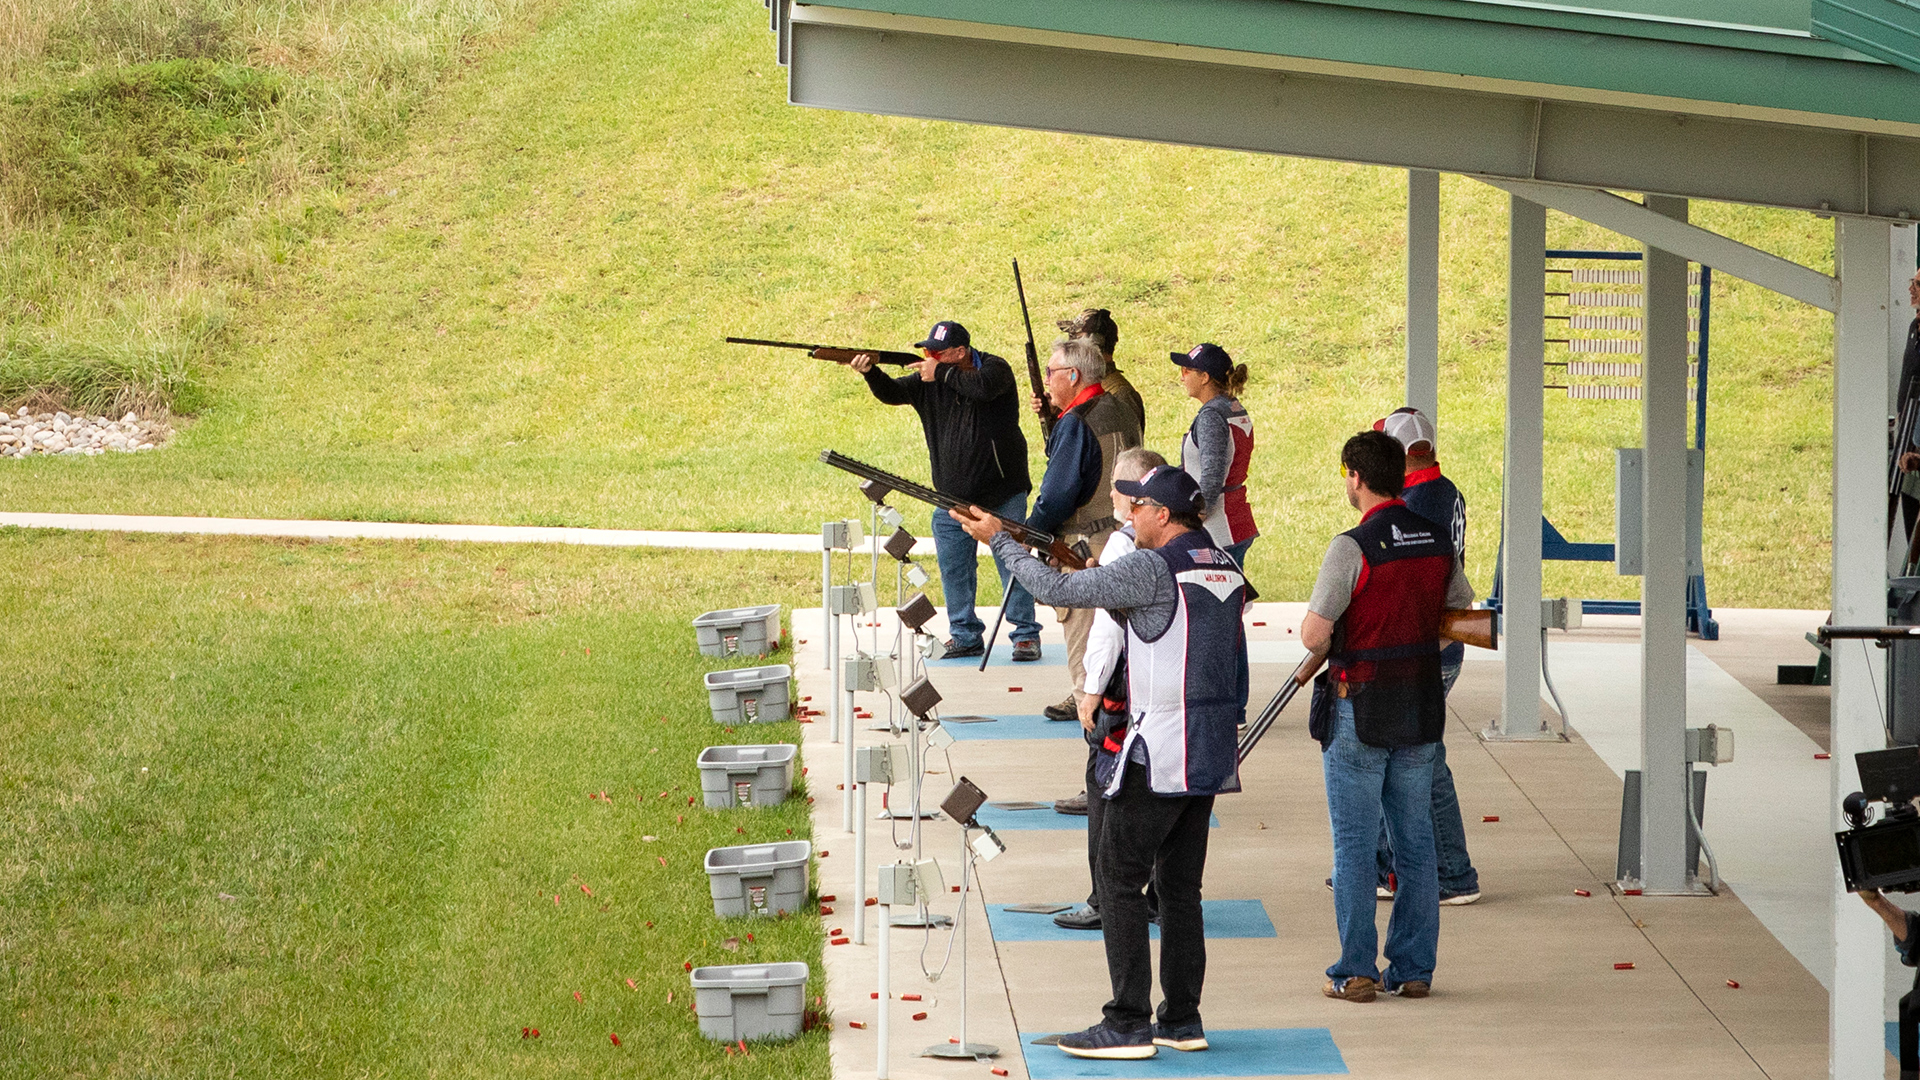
[1045, 365, 1073, 378]
[1339, 461, 1350, 478]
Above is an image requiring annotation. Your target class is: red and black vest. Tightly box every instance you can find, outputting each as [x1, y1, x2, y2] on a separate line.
[1322, 500, 1453, 748]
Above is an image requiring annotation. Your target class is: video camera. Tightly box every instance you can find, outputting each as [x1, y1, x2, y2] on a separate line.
[1837, 746, 1920, 893]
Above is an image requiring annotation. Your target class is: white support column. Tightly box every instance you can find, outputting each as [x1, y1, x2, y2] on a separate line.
[1891, 225, 1916, 407]
[1492, 195, 1546, 739]
[1638, 196, 1692, 894]
[1406, 169, 1441, 422]
[1832, 217, 1893, 1080]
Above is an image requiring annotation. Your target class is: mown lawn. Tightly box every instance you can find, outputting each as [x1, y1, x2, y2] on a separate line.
[0, 529, 831, 1078]
[0, 0, 1843, 608]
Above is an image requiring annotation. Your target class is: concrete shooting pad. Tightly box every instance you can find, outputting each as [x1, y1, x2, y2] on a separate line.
[799, 603, 1836, 1079]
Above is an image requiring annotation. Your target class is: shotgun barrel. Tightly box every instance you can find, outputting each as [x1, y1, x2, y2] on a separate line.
[819, 450, 1087, 570]
[726, 337, 921, 366]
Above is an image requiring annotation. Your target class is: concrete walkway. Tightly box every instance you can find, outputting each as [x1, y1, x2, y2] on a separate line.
[799, 603, 1835, 1080]
[0, 511, 939, 555]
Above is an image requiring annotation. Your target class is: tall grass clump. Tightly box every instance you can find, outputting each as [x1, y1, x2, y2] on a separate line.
[0, 0, 549, 415]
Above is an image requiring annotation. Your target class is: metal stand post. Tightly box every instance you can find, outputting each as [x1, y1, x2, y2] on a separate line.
[820, 533, 832, 671]
[876, 901, 892, 1080]
[830, 601, 842, 745]
[854, 780, 868, 944]
[923, 825, 996, 1059]
[843, 651, 856, 835]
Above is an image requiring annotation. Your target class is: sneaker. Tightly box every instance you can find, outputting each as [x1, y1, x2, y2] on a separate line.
[1322, 876, 1395, 900]
[1011, 639, 1042, 662]
[1152, 1021, 1209, 1052]
[1439, 888, 1481, 906]
[1056, 1021, 1156, 1060]
[941, 639, 984, 659]
[1054, 790, 1089, 815]
[1044, 696, 1078, 722]
[1052, 904, 1101, 930]
[1384, 979, 1430, 998]
[1323, 976, 1377, 1003]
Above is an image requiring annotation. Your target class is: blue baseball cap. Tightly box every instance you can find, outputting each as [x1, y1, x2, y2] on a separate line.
[1171, 342, 1233, 380]
[915, 320, 971, 351]
[1114, 465, 1205, 515]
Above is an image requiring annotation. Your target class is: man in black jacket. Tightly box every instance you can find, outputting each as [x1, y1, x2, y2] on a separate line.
[852, 321, 1041, 659]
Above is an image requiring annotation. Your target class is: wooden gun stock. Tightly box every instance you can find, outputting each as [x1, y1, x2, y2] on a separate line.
[1440, 607, 1497, 651]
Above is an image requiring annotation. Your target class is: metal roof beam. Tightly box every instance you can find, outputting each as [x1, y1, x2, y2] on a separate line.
[1475, 180, 1840, 311]
[786, 15, 1920, 221]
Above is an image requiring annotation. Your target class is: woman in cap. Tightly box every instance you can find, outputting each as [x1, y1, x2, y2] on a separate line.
[1173, 343, 1258, 567]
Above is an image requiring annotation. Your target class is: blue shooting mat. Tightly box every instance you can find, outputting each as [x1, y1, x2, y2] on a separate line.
[986, 899, 1274, 943]
[1018, 1027, 1347, 1078]
[974, 803, 1220, 833]
[940, 714, 1085, 741]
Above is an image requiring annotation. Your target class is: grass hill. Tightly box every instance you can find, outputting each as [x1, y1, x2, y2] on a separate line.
[0, 0, 1840, 607]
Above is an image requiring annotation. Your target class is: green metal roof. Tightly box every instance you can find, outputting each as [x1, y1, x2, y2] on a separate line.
[809, 0, 1920, 127]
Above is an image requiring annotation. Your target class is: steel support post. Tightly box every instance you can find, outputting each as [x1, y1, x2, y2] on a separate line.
[1891, 225, 1916, 576]
[842, 655, 857, 834]
[1832, 217, 1893, 1080]
[854, 780, 868, 944]
[1491, 195, 1547, 739]
[876, 901, 892, 1079]
[1637, 196, 1692, 894]
[1406, 169, 1441, 422]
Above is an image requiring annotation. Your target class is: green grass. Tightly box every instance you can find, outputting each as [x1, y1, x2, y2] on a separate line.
[0, 529, 833, 1078]
[0, 0, 1846, 609]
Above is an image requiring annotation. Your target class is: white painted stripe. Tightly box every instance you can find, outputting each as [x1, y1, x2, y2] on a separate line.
[0, 512, 945, 555]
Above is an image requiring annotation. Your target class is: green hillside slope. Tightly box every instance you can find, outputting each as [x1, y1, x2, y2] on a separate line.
[0, 0, 1841, 606]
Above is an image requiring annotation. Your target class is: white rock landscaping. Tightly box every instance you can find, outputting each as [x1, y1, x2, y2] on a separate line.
[0, 410, 170, 458]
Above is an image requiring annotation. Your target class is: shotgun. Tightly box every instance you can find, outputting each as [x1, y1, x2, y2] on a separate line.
[726, 337, 920, 366]
[1012, 260, 1057, 441]
[819, 450, 1088, 571]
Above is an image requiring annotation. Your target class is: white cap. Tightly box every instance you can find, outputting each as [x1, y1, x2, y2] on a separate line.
[1374, 407, 1437, 454]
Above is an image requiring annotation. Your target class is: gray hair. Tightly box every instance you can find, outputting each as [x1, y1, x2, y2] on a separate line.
[1113, 447, 1167, 482]
[1050, 336, 1107, 386]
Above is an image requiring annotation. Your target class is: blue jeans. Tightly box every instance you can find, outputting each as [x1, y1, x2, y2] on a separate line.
[1324, 698, 1439, 986]
[929, 492, 1039, 647]
[1376, 664, 1478, 894]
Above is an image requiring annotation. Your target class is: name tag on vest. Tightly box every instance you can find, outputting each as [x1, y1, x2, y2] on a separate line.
[1174, 568, 1244, 603]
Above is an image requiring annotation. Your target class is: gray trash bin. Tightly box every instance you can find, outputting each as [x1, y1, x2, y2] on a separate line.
[704, 665, 792, 724]
[697, 744, 796, 809]
[691, 962, 810, 1042]
[704, 840, 812, 917]
[694, 604, 782, 658]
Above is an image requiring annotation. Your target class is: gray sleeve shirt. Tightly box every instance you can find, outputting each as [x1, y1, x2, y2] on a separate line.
[989, 532, 1180, 642]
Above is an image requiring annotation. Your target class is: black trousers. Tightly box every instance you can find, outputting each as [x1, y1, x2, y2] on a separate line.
[1096, 760, 1213, 1030]
[1902, 987, 1918, 1080]
[1085, 746, 1160, 914]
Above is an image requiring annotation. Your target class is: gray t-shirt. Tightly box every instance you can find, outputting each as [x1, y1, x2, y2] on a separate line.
[1307, 534, 1474, 623]
[988, 532, 1180, 643]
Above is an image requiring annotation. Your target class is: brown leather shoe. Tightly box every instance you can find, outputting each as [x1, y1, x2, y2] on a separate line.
[1323, 976, 1376, 1002]
[1386, 980, 1430, 999]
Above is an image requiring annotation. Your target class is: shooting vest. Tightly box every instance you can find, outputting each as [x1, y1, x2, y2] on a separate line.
[1059, 384, 1143, 543]
[1179, 395, 1257, 549]
[1108, 529, 1251, 798]
[1319, 500, 1453, 749]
